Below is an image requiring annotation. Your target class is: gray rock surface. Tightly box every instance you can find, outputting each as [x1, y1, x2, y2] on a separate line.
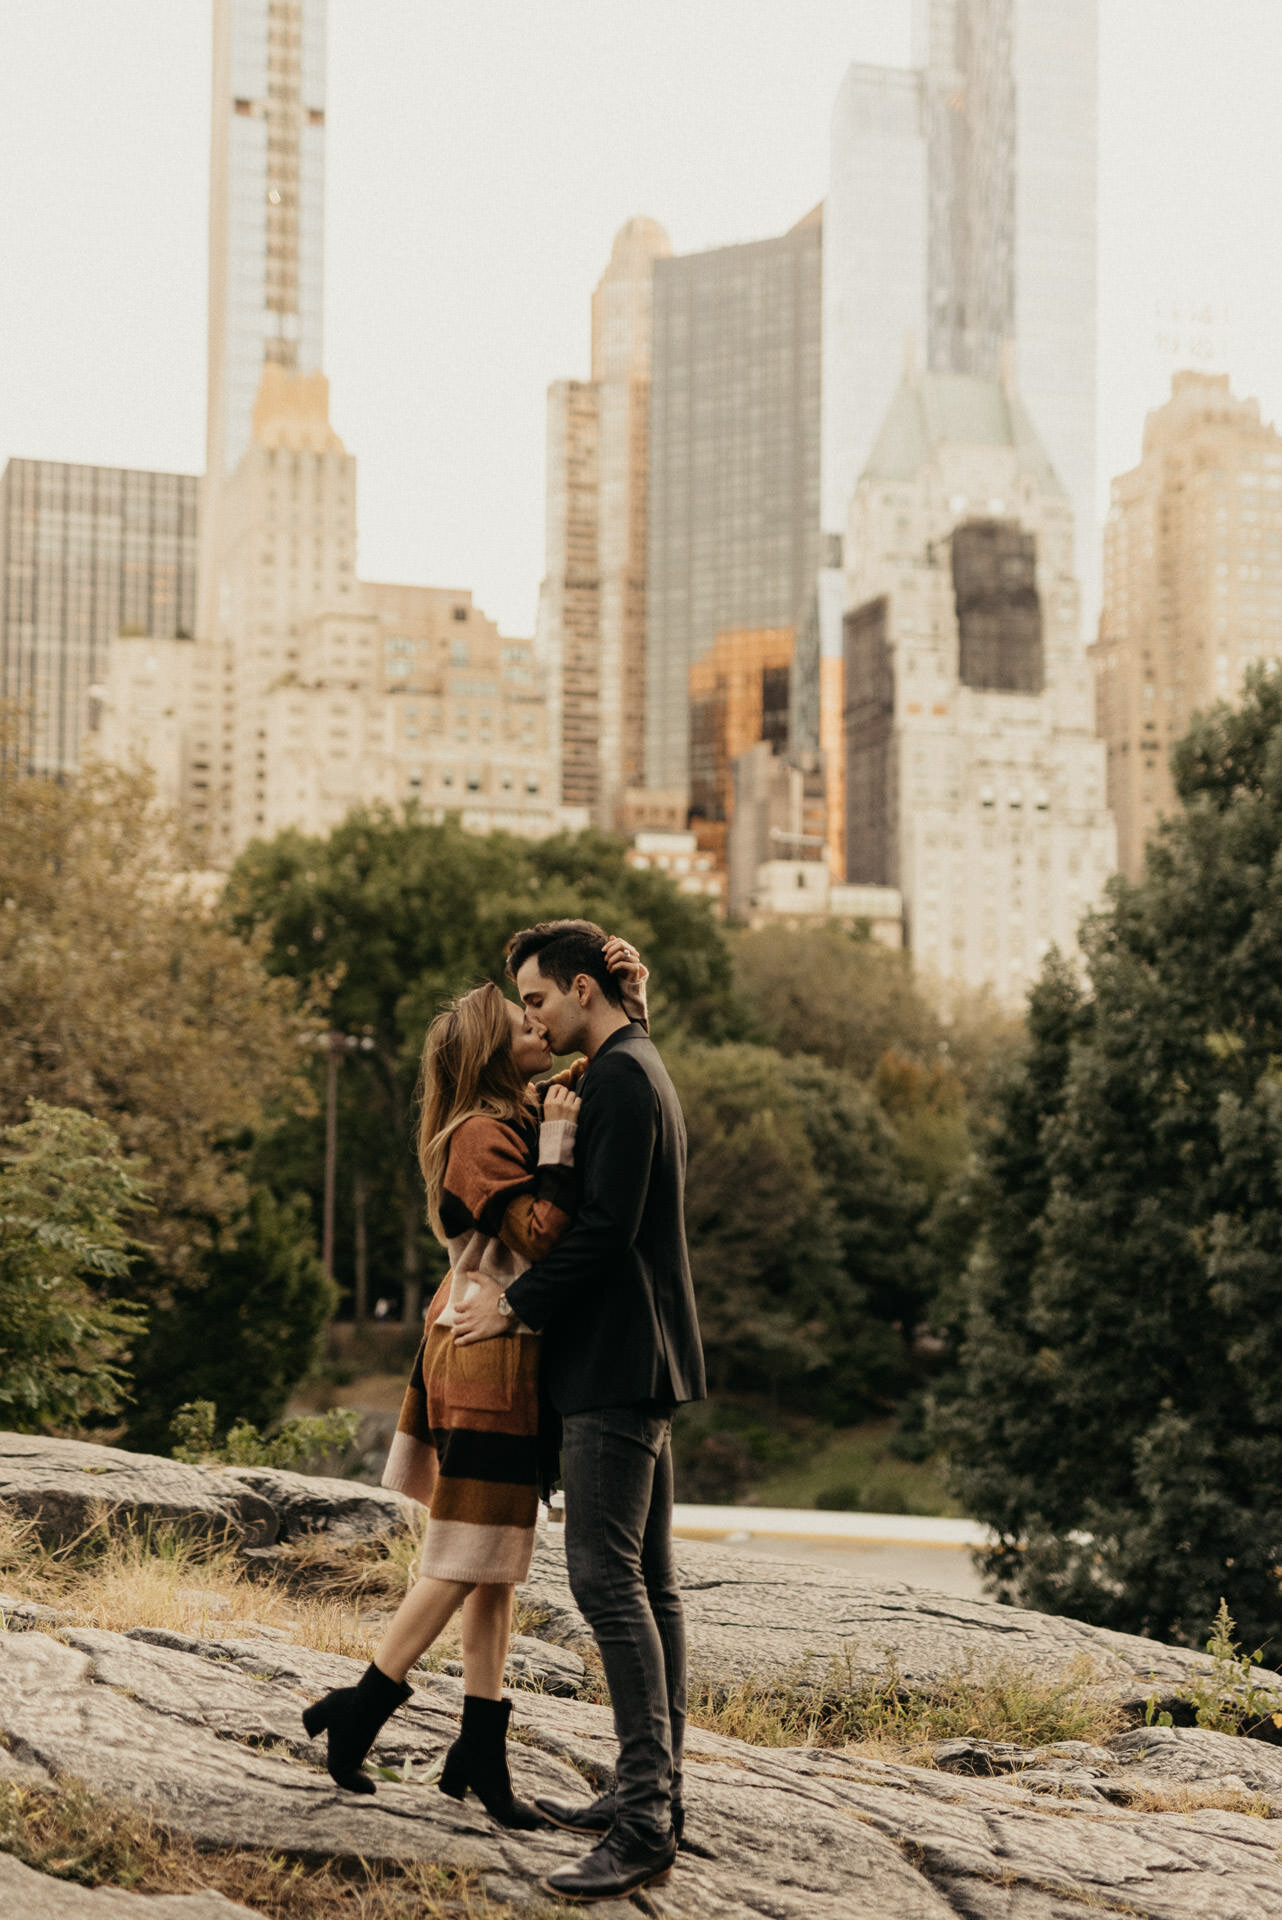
[0, 1433, 410, 1550]
[6, 1615, 1282, 1916]
[523, 1529, 1237, 1708]
[0, 1855, 256, 1917]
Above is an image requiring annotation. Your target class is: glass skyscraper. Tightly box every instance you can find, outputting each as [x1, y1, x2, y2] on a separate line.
[201, 0, 327, 638]
[645, 211, 823, 796]
[0, 460, 198, 777]
[822, 0, 1097, 634]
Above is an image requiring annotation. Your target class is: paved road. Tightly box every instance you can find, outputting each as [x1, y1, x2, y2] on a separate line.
[680, 1527, 988, 1600]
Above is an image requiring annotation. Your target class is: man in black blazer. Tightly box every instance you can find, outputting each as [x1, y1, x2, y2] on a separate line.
[455, 919, 705, 1902]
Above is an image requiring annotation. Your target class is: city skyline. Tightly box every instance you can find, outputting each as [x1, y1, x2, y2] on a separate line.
[2, 2, 1281, 641]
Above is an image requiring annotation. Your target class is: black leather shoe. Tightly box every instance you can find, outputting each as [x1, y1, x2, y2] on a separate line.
[534, 1791, 613, 1834]
[535, 1791, 686, 1844]
[543, 1827, 678, 1903]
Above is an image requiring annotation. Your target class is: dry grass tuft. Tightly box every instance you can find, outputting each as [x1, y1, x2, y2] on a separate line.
[0, 1508, 467, 1669]
[0, 1776, 576, 1918]
[681, 1652, 1128, 1759]
[1109, 1783, 1276, 1819]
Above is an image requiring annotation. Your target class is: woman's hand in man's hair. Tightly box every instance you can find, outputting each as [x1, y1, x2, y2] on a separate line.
[602, 935, 644, 978]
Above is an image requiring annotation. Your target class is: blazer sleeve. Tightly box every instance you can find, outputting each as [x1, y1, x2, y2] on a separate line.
[504, 1053, 657, 1331]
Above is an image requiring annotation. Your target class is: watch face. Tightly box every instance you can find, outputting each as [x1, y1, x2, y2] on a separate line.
[497, 1293, 511, 1316]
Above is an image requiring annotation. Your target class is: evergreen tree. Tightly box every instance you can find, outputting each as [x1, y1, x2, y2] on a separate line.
[941, 671, 1282, 1647]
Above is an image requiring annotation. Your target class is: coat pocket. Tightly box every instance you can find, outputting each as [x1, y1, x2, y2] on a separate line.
[443, 1331, 520, 1413]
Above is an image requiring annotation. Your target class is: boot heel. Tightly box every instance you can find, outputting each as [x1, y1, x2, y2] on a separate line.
[302, 1698, 331, 1738]
[438, 1739, 467, 1801]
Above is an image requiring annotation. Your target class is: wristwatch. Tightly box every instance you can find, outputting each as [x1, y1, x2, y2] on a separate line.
[496, 1291, 513, 1319]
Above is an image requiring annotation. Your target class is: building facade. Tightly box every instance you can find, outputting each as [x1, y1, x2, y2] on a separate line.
[843, 368, 1114, 1000]
[539, 218, 671, 823]
[0, 459, 198, 777]
[822, 1, 1098, 636]
[201, 0, 327, 641]
[688, 626, 794, 833]
[1091, 372, 1282, 879]
[646, 209, 823, 799]
[93, 369, 561, 857]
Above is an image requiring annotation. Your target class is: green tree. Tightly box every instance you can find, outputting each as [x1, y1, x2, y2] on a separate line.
[126, 1189, 337, 1451]
[225, 810, 737, 1320]
[0, 759, 332, 1444]
[733, 923, 944, 1081]
[940, 670, 1282, 1648]
[0, 759, 318, 1284]
[669, 1044, 918, 1413]
[0, 1102, 147, 1430]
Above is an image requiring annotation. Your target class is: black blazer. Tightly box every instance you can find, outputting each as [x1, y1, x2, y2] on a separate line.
[504, 1023, 706, 1416]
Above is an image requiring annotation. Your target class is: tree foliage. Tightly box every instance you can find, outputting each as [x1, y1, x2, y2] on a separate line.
[670, 1044, 918, 1414]
[0, 761, 317, 1282]
[224, 811, 738, 1320]
[0, 1101, 147, 1430]
[0, 760, 332, 1443]
[940, 670, 1282, 1647]
[125, 1189, 337, 1452]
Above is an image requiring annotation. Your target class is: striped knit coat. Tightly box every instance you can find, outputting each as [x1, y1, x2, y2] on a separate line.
[381, 1108, 576, 1584]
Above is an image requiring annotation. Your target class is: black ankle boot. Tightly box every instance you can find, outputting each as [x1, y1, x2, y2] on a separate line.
[302, 1661, 412, 1793]
[438, 1694, 545, 1829]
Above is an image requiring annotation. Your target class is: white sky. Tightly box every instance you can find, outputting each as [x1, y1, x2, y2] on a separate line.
[2, 1, 1280, 637]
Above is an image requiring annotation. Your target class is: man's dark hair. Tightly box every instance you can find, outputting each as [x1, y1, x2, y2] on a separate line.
[505, 919, 624, 1007]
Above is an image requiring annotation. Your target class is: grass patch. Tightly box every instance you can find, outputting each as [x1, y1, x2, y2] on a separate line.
[746, 1419, 959, 1517]
[0, 1776, 574, 1917]
[0, 1508, 460, 1670]
[682, 1653, 1126, 1758]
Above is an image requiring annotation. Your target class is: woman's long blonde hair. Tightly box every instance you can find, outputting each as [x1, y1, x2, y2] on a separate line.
[417, 981, 535, 1241]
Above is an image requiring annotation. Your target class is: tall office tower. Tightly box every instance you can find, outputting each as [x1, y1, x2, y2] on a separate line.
[646, 208, 822, 798]
[843, 367, 1113, 1000]
[539, 218, 671, 823]
[200, 0, 327, 643]
[0, 459, 198, 777]
[823, 1, 1097, 635]
[95, 370, 561, 854]
[1091, 373, 1282, 881]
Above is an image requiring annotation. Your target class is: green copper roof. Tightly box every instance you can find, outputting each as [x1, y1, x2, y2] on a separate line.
[863, 371, 1065, 496]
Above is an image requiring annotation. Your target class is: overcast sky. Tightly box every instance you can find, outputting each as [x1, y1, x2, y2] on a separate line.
[2, 2, 1280, 636]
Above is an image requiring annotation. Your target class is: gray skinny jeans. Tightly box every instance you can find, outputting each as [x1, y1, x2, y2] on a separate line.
[560, 1405, 686, 1843]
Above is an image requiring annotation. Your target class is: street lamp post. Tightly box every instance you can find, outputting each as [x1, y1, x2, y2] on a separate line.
[310, 1031, 374, 1281]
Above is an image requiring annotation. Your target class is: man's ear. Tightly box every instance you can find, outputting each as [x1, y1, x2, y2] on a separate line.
[573, 972, 593, 1007]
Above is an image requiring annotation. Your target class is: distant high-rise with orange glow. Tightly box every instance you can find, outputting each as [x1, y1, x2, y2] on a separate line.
[1092, 373, 1282, 880]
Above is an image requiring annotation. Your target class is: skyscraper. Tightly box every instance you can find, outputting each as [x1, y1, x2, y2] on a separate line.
[200, 0, 327, 642]
[539, 218, 671, 824]
[93, 369, 562, 859]
[822, 1, 1097, 632]
[1092, 373, 1282, 879]
[0, 459, 198, 777]
[842, 365, 1114, 999]
[646, 209, 822, 798]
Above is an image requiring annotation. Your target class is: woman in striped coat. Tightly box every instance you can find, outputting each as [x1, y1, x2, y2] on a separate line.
[302, 940, 645, 1825]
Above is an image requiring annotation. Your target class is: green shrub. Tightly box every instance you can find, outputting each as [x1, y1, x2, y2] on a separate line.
[169, 1399, 361, 1475]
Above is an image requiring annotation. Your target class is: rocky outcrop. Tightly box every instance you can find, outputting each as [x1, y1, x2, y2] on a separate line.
[0, 1432, 410, 1550]
[0, 1431, 1250, 1711]
[4, 1615, 1282, 1917]
[523, 1530, 1229, 1711]
[0, 1854, 255, 1917]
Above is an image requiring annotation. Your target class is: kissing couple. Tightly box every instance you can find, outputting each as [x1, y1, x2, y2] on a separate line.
[302, 918, 706, 1903]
